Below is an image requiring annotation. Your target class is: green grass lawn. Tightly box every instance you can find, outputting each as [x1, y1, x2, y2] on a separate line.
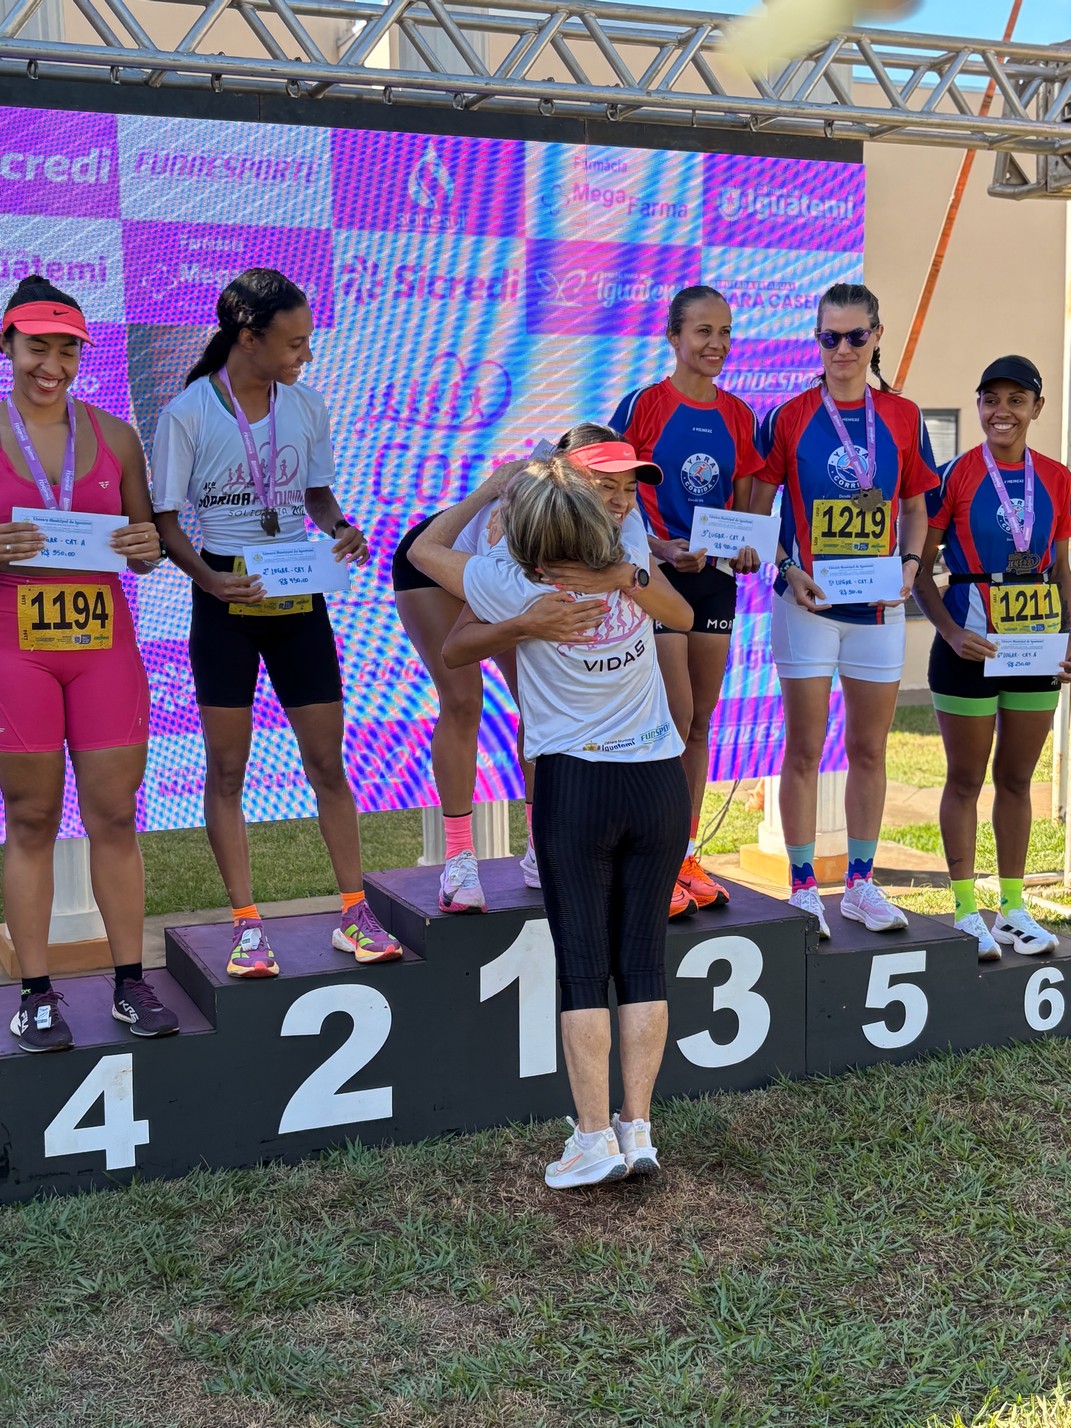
[886, 705, 1055, 789]
[5, 1041, 1071, 1426]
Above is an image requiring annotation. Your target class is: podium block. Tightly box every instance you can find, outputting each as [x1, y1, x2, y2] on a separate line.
[806, 905, 983, 1075]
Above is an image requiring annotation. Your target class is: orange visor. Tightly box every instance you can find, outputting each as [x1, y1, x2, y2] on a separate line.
[3, 300, 93, 345]
[570, 440, 662, 485]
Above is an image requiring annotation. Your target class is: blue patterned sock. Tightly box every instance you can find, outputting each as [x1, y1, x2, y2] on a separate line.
[786, 842, 817, 891]
[846, 837, 878, 887]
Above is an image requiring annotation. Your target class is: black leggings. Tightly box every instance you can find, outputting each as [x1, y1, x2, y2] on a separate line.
[532, 754, 690, 1012]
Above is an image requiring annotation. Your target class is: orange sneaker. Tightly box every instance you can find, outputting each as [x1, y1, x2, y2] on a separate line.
[677, 853, 730, 910]
[669, 881, 698, 921]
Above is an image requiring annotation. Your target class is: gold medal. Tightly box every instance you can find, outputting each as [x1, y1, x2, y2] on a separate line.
[853, 485, 883, 511]
[1006, 551, 1040, 575]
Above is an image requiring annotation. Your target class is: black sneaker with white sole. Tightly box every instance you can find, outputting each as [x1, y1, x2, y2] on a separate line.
[10, 989, 73, 1052]
[112, 978, 180, 1038]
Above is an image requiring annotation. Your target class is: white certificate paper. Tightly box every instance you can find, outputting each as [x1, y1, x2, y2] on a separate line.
[243, 541, 351, 597]
[10, 507, 127, 573]
[689, 507, 780, 566]
[812, 556, 904, 607]
[984, 633, 1067, 679]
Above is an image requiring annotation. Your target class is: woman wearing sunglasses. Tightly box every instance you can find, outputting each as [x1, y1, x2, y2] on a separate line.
[750, 282, 939, 939]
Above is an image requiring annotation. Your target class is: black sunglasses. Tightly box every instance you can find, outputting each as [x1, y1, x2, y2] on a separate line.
[815, 327, 876, 350]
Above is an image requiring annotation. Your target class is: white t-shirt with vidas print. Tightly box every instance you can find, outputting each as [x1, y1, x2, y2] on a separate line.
[151, 376, 335, 555]
[462, 529, 682, 764]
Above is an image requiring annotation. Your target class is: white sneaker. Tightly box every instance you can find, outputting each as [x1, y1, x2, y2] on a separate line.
[956, 911, 1001, 961]
[544, 1119, 628, 1189]
[992, 906, 1059, 956]
[840, 878, 909, 932]
[438, 850, 486, 914]
[612, 1113, 660, 1176]
[789, 886, 830, 939]
[519, 839, 541, 890]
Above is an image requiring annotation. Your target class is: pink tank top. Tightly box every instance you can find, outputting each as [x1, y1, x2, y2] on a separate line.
[0, 405, 124, 587]
[0, 404, 123, 523]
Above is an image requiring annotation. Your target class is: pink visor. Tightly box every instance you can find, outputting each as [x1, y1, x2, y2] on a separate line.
[4, 300, 93, 345]
[570, 440, 662, 485]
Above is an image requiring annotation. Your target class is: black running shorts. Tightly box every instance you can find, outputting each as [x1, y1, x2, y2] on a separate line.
[191, 551, 342, 709]
[654, 561, 736, 635]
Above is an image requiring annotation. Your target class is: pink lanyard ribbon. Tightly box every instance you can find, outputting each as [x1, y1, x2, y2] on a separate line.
[820, 385, 877, 491]
[219, 367, 278, 521]
[981, 443, 1034, 553]
[5, 396, 77, 510]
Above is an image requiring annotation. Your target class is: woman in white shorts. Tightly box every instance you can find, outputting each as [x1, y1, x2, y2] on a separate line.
[750, 282, 938, 939]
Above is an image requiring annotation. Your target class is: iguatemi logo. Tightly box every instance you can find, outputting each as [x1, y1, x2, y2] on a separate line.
[404, 142, 461, 231]
[533, 267, 586, 308]
[718, 184, 855, 222]
[681, 452, 720, 498]
[827, 444, 872, 492]
[996, 496, 1027, 535]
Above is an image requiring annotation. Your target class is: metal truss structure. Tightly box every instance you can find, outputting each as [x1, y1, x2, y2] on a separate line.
[1, 0, 1070, 197]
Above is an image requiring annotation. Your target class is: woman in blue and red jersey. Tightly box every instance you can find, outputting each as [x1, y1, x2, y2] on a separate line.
[610, 285, 763, 914]
[750, 282, 938, 940]
[914, 356, 1071, 961]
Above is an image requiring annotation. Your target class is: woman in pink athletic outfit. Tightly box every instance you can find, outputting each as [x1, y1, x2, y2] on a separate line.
[0, 275, 178, 1052]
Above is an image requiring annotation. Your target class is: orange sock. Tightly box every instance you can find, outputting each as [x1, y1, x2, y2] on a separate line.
[232, 903, 259, 923]
[341, 890, 365, 914]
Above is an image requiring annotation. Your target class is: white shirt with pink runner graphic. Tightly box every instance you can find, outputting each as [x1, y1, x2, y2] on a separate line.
[151, 376, 335, 555]
[463, 527, 682, 764]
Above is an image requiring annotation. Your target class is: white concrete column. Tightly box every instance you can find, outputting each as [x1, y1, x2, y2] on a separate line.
[48, 837, 105, 943]
[757, 771, 848, 861]
[1052, 684, 1069, 821]
[419, 801, 513, 865]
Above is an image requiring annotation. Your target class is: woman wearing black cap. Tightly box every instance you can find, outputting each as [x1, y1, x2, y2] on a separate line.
[914, 355, 1071, 959]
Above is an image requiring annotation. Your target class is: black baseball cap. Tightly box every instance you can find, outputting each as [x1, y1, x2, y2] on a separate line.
[976, 355, 1043, 396]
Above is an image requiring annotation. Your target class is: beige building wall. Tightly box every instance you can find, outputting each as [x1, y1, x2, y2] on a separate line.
[863, 105, 1068, 465]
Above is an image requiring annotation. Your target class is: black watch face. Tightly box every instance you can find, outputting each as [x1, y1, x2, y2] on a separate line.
[635, 566, 650, 588]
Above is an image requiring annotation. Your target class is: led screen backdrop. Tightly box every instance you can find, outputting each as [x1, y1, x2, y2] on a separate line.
[0, 107, 863, 837]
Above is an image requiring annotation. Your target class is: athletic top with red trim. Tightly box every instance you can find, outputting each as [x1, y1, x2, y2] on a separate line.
[758, 385, 938, 625]
[926, 444, 1071, 635]
[609, 378, 763, 551]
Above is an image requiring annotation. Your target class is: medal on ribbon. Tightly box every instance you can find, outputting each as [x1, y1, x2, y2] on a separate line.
[821, 385, 879, 508]
[979, 443, 1038, 575]
[218, 367, 280, 537]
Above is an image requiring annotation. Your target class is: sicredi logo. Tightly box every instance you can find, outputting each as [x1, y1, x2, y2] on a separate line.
[340, 256, 520, 306]
[717, 184, 855, 222]
[0, 147, 112, 185]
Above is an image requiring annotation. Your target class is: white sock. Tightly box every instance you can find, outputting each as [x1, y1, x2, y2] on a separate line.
[686, 838, 696, 857]
[576, 1125, 612, 1148]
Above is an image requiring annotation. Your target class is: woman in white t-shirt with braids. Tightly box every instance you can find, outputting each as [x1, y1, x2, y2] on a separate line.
[412, 452, 692, 1190]
[152, 268, 400, 977]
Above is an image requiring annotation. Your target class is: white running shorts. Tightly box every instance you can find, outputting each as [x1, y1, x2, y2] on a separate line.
[771, 592, 905, 683]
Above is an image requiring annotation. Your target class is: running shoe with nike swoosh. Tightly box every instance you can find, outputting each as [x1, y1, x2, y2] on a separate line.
[545, 1118, 627, 1189]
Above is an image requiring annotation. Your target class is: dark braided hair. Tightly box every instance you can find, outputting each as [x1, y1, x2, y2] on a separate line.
[666, 284, 729, 337]
[3, 273, 83, 337]
[185, 268, 308, 387]
[816, 282, 897, 394]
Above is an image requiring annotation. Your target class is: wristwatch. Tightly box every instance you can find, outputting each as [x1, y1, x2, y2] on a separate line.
[331, 518, 353, 538]
[630, 564, 650, 590]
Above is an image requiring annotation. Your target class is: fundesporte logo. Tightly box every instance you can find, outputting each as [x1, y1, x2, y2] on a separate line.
[827, 443, 873, 491]
[362, 351, 511, 431]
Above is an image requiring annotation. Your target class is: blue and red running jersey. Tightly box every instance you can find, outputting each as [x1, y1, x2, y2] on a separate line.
[758, 385, 939, 625]
[609, 377, 763, 547]
[927, 444, 1071, 635]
